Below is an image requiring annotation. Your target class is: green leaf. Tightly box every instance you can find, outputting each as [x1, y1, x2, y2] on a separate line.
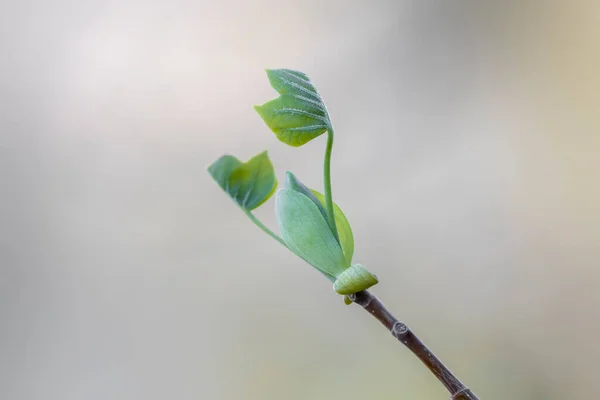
[284, 171, 329, 228]
[311, 190, 354, 265]
[254, 69, 331, 147]
[208, 151, 277, 210]
[275, 188, 348, 280]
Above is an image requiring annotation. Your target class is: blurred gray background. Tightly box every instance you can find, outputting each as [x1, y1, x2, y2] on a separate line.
[1, 1, 599, 399]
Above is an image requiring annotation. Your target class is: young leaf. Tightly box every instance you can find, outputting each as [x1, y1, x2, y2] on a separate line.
[275, 188, 348, 280]
[254, 69, 331, 147]
[284, 171, 329, 228]
[311, 190, 354, 265]
[208, 155, 242, 188]
[208, 151, 277, 211]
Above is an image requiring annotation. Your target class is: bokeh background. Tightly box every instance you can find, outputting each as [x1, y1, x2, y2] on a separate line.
[2, 1, 599, 399]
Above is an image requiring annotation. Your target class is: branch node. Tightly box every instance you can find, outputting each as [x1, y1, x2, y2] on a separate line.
[391, 321, 408, 338]
[451, 387, 473, 399]
[350, 290, 479, 399]
[348, 291, 374, 308]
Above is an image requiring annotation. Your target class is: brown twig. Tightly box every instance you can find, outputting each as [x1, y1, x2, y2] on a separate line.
[349, 290, 480, 400]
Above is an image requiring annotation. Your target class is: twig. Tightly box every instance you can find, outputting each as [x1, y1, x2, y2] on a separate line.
[349, 291, 480, 400]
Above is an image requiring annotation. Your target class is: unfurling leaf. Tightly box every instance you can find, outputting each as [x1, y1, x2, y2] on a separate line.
[275, 188, 348, 281]
[208, 151, 277, 211]
[311, 190, 354, 265]
[254, 69, 331, 147]
[284, 171, 329, 228]
[275, 184, 377, 295]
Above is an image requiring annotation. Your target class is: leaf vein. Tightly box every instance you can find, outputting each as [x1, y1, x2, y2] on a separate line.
[282, 124, 326, 132]
[280, 69, 314, 87]
[292, 94, 326, 112]
[274, 108, 326, 121]
[242, 165, 259, 208]
[280, 77, 321, 100]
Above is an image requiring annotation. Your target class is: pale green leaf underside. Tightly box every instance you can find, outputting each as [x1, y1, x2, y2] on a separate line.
[284, 171, 329, 228]
[276, 188, 348, 279]
[208, 151, 277, 211]
[254, 69, 330, 147]
[311, 189, 354, 265]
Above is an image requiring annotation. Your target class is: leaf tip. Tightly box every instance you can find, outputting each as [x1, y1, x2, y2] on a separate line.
[253, 103, 267, 118]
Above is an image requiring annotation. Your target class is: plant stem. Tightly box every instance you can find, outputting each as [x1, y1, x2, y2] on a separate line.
[348, 290, 480, 400]
[243, 209, 288, 249]
[323, 129, 339, 241]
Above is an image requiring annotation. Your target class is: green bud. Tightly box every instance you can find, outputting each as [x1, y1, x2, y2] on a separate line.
[284, 171, 329, 225]
[333, 264, 379, 295]
[276, 185, 378, 295]
[275, 187, 347, 281]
